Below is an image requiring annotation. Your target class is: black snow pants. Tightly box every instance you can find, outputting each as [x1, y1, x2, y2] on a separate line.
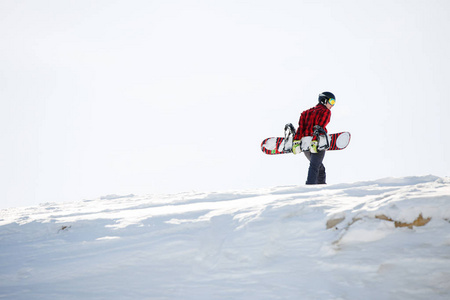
[303, 150, 326, 184]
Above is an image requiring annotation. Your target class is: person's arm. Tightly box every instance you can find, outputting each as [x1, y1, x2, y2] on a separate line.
[317, 109, 331, 132]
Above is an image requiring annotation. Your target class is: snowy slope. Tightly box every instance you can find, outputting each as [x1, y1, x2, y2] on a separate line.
[1, 175, 450, 300]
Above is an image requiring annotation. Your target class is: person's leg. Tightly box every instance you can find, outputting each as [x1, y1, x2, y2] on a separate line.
[317, 161, 326, 184]
[304, 151, 326, 184]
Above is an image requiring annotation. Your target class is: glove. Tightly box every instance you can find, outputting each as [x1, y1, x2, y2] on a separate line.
[313, 128, 320, 136]
[292, 140, 301, 155]
[310, 140, 318, 154]
[313, 125, 325, 136]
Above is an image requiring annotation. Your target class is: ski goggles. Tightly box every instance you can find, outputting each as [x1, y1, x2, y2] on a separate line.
[328, 98, 336, 106]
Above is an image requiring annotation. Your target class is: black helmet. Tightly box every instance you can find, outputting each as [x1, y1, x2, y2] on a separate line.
[318, 92, 335, 105]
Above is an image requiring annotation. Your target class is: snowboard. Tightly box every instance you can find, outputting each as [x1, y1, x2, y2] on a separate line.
[261, 124, 351, 155]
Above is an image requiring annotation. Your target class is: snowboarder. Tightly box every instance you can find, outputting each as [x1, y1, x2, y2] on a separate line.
[292, 92, 336, 185]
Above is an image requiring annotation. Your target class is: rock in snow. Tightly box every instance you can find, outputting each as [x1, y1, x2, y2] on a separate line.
[1, 175, 449, 299]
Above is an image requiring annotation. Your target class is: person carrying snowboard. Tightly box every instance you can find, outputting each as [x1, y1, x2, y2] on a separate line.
[292, 92, 336, 185]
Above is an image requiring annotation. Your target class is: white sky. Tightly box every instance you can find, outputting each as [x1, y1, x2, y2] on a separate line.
[1, 0, 449, 208]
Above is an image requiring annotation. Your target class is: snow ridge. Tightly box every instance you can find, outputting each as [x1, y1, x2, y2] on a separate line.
[1, 175, 449, 299]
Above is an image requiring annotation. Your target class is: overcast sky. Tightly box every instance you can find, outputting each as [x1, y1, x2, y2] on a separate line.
[1, 0, 449, 208]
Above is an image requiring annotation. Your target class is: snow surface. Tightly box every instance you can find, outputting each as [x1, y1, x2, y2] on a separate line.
[1, 175, 450, 300]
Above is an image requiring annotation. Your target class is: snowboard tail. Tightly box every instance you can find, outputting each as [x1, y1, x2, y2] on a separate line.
[261, 137, 289, 155]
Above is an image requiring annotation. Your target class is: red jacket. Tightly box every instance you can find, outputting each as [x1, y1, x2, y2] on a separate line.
[294, 104, 331, 140]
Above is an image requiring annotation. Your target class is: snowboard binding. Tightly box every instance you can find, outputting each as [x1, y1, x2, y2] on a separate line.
[283, 123, 296, 151]
[313, 125, 330, 151]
